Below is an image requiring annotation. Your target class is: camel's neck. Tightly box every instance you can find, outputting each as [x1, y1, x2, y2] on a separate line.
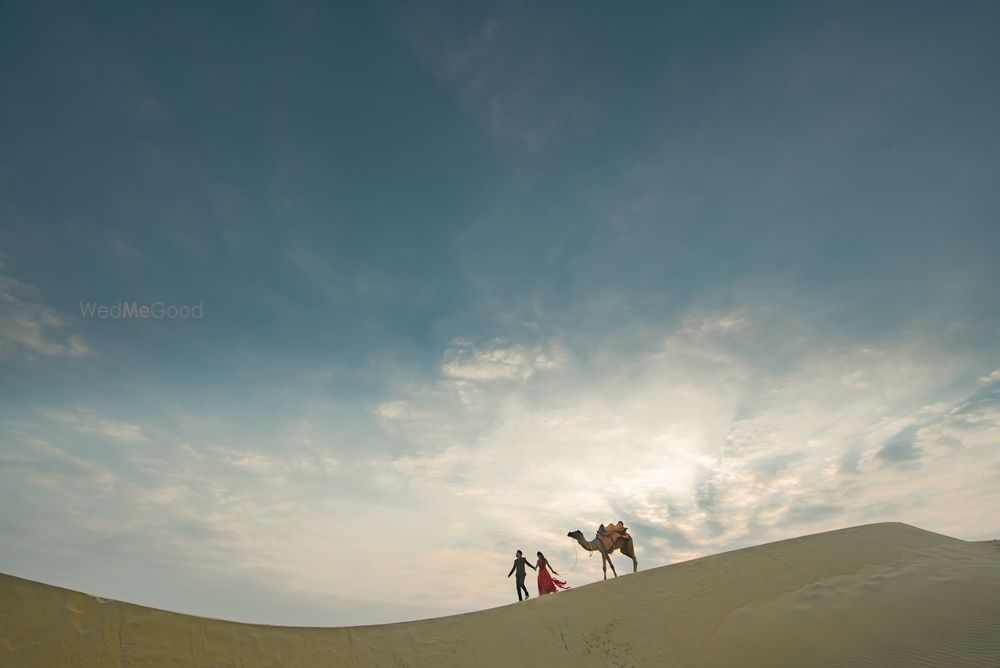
[576, 535, 600, 552]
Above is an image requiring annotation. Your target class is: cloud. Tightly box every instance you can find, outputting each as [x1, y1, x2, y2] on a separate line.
[0, 266, 92, 359]
[1, 0, 997, 628]
[4, 299, 1000, 622]
[946, 378, 1000, 428]
[679, 312, 750, 336]
[390, 444, 488, 481]
[978, 369, 1000, 385]
[39, 406, 147, 444]
[0, 416, 441, 622]
[440, 337, 566, 381]
[401, 9, 584, 149]
[0, 435, 117, 492]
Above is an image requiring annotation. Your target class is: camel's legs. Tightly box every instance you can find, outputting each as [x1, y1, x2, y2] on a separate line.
[621, 539, 638, 573]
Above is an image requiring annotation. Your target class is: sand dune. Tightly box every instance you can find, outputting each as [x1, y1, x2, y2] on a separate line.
[2, 522, 998, 667]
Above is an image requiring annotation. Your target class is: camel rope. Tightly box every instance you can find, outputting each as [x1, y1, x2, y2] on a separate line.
[563, 539, 580, 574]
[564, 537, 593, 575]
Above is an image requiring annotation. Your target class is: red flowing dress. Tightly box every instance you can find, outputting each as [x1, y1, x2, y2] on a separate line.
[536, 558, 570, 595]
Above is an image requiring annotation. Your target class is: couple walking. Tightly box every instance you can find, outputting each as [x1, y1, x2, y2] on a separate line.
[507, 550, 570, 601]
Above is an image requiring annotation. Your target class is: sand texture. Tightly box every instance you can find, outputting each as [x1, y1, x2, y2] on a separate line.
[2, 522, 998, 667]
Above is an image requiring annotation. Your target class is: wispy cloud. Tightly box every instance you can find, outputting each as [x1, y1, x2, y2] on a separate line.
[40, 406, 147, 444]
[2, 0, 998, 628]
[373, 307, 1000, 570]
[0, 264, 92, 359]
[401, 9, 584, 149]
[4, 297, 997, 623]
[440, 337, 566, 381]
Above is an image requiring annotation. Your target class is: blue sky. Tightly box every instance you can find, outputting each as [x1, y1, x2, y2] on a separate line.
[1, 1, 999, 625]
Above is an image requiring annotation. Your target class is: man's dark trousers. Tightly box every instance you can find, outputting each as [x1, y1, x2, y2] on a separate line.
[515, 575, 529, 601]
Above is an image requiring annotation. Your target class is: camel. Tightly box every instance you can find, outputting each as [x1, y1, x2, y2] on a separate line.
[567, 528, 638, 580]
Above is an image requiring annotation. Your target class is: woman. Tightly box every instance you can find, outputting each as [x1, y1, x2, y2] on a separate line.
[536, 551, 570, 595]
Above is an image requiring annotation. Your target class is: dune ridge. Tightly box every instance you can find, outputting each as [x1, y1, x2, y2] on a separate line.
[2, 522, 998, 667]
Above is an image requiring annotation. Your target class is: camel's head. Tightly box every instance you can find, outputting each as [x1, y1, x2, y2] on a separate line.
[567, 530, 583, 539]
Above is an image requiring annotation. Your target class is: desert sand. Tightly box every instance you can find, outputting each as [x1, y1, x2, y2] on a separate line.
[2, 522, 998, 667]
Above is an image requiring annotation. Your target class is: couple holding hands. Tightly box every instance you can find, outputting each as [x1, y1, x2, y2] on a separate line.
[507, 550, 569, 601]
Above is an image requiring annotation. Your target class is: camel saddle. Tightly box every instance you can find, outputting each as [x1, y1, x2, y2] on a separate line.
[596, 521, 630, 551]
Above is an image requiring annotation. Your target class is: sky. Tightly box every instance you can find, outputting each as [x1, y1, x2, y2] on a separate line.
[1, 0, 999, 626]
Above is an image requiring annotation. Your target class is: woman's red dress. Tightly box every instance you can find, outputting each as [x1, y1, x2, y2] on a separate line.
[536, 558, 570, 595]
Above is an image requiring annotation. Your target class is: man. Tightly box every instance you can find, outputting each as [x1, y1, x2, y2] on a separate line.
[507, 549, 536, 601]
